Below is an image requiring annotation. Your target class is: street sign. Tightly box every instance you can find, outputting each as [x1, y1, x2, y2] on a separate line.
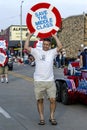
[26, 2, 62, 38]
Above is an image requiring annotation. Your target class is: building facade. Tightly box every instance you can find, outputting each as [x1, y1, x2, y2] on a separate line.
[58, 14, 87, 58]
[0, 25, 38, 56]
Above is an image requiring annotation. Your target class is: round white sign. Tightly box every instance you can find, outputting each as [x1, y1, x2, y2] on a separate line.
[26, 2, 62, 38]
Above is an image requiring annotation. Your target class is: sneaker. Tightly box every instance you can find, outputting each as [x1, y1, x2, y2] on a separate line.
[6, 79, 8, 83]
[1, 78, 4, 83]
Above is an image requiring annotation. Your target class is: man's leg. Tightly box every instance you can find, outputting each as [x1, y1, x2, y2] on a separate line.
[4, 66, 8, 83]
[0, 67, 4, 83]
[37, 99, 45, 125]
[0, 75, 4, 83]
[46, 81, 57, 125]
[49, 98, 56, 119]
[49, 98, 57, 125]
[34, 81, 45, 125]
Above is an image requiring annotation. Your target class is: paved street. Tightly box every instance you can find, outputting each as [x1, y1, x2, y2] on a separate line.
[0, 63, 87, 130]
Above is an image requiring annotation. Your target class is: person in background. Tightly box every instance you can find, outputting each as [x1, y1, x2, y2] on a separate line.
[28, 54, 35, 66]
[58, 51, 62, 68]
[55, 54, 59, 68]
[24, 33, 62, 125]
[80, 46, 87, 69]
[62, 48, 66, 67]
[78, 49, 81, 57]
[0, 48, 9, 83]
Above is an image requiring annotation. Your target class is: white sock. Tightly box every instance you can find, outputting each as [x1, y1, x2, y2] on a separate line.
[1, 78, 4, 82]
[6, 78, 8, 82]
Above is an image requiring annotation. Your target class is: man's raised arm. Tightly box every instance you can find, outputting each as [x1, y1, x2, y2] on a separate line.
[52, 34, 62, 52]
[24, 33, 32, 53]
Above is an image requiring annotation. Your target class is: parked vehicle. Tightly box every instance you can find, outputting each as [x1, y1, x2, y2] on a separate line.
[55, 61, 87, 105]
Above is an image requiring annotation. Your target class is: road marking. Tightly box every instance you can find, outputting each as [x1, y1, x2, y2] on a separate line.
[0, 107, 11, 118]
[9, 71, 33, 82]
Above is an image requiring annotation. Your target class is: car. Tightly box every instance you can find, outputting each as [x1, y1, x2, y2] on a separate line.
[8, 55, 13, 70]
[55, 61, 87, 105]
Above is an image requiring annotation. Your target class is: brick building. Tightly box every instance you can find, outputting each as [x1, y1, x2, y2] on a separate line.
[58, 14, 87, 58]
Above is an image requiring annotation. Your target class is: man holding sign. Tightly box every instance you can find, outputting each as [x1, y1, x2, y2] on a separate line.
[26, 2, 62, 125]
[24, 33, 62, 125]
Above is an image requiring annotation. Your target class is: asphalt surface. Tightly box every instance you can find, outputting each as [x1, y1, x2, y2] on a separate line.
[0, 63, 87, 130]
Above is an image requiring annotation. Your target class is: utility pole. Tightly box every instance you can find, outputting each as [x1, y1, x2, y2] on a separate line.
[20, 1, 24, 58]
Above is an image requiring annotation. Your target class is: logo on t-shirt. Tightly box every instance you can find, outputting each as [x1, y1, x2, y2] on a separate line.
[40, 54, 45, 61]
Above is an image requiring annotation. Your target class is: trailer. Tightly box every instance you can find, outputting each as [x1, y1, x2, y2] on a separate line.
[55, 61, 87, 105]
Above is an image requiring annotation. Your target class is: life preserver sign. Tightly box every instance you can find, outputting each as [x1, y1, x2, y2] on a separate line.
[0, 48, 8, 67]
[26, 2, 62, 38]
[0, 39, 8, 49]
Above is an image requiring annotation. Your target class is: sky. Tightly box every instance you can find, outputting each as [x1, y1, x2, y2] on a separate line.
[0, 0, 87, 30]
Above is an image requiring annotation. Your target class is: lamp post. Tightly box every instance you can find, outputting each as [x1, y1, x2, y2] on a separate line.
[20, 1, 24, 58]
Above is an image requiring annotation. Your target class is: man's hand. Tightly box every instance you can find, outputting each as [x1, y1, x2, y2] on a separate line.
[24, 32, 33, 53]
[52, 33, 57, 38]
[52, 33, 62, 52]
[26, 32, 33, 39]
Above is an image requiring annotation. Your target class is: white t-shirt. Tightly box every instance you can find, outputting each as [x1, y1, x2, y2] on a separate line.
[31, 48, 57, 81]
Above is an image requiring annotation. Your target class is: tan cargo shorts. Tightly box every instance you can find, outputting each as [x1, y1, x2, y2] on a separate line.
[34, 81, 56, 100]
[0, 66, 8, 75]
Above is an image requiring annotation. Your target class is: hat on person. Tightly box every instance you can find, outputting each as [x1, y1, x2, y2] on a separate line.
[84, 46, 87, 50]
